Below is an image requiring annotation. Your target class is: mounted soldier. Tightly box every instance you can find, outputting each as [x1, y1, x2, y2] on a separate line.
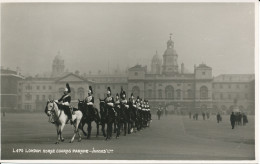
[57, 83, 73, 124]
[104, 87, 115, 140]
[105, 87, 115, 112]
[85, 86, 95, 116]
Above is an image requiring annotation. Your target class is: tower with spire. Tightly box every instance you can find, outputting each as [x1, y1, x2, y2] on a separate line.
[151, 50, 162, 74]
[162, 34, 179, 75]
[51, 50, 65, 77]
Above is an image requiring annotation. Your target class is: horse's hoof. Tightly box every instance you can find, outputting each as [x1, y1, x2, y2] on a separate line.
[78, 138, 82, 142]
[55, 142, 59, 144]
[69, 140, 73, 143]
[61, 138, 65, 142]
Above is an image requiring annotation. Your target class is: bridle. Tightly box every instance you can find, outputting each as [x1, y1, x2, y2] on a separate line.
[46, 101, 62, 121]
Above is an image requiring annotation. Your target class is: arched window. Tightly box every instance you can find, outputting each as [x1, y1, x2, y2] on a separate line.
[201, 104, 207, 110]
[165, 85, 174, 99]
[25, 93, 32, 101]
[158, 89, 162, 99]
[176, 89, 181, 99]
[221, 105, 227, 111]
[70, 88, 75, 99]
[239, 105, 244, 111]
[187, 89, 193, 99]
[148, 89, 153, 98]
[77, 87, 85, 100]
[59, 88, 64, 96]
[200, 86, 208, 99]
[132, 86, 140, 97]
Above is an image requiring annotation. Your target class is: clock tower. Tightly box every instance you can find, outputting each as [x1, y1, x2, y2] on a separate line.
[162, 34, 179, 75]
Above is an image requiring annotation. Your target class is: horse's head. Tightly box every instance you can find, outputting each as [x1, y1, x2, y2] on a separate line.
[99, 99, 106, 112]
[78, 99, 86, 110]
[45, 99, 55, 116]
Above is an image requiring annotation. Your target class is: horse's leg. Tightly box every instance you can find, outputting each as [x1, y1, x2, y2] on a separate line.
[70, 123, 77, 143]
[76, 119, 82, 142]
[102, 122, 106, 137]
[60, 123, 65, 142]
[87, 121, 92, 139]
[108, 122, 111, 139]
[116, 121, 120, 138]
[96, 121, 99, 137]
[113, 121, 117, 133]
[81, 119, 88, 136]
[124, 121, 127, 136]
[106, 123, 109, 140]
[128, 121, 131, 134]
[55, 124, 60, 144]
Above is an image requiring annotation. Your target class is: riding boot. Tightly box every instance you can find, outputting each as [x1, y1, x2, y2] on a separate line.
[67, 109, 73, 124]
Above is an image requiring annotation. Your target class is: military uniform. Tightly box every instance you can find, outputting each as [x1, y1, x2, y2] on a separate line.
[105, 89, 115, 112]
[58, 83, 72, 121]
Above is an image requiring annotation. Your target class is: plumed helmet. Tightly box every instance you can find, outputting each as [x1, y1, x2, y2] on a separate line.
[120, 87, 126, 99]
[65, 83, 71, 93]
[131, 93, 134, 97]
[116, 93, 119, 97]
[89, 86, 93, 94]
[107, 87, 111, 94]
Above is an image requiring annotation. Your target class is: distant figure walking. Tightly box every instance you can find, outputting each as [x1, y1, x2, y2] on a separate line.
[206, 112, 210, 119]
[157, 107, 162, 120]
[165, 109, 168, 117]
[230, 112, 236, 129]
[202, 112, 205, 120]
[242, 113, 248, 126]
[217, 112, 221, 123]
[195, 113, 198, 120]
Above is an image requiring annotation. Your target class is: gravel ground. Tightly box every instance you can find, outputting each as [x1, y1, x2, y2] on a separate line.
[1, 113, 255, 161]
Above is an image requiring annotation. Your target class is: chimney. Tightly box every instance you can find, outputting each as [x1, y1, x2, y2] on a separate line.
[181, 63, 184, 74]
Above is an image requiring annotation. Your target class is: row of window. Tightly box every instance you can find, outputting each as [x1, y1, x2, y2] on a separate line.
[212, 93, 249, 100]
[133, 86, 208, 99]
[213, 83, 248, 89]
[24, 94, 53, 101]
[24, 84, 52, 90]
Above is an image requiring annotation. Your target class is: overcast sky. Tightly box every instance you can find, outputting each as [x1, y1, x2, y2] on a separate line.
[1, 3, 255, 76]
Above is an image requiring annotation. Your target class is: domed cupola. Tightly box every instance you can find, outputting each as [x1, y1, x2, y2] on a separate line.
[162, 34, 179, 75]
[51, 51, 65, 77]
[167, 37, 174, 49]
[151, 51, 162, 74]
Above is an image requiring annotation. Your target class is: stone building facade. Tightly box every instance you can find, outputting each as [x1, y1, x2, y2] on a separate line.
[13, 36, 255, 114]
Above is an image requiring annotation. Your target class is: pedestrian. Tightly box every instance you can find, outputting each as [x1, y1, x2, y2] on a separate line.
[195, 113, 198, 120]
[242, 113, 248, 126]
[206, 112, 210, 119]
[217, 112, 221, 123]
[230, 112, 236, 129]
[202, 112, 205, 120]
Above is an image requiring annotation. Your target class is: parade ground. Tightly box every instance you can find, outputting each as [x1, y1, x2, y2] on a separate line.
[1, 113, 255, 160]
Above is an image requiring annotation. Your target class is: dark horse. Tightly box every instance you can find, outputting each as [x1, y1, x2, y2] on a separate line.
[99, 99, 116, 140]
[129, 102, 138, 133]
[114, 103, 128, 137]
[78, 100, 101, 139]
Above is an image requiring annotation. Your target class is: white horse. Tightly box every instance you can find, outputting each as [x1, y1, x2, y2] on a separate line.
[45, 100, 83, 144]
